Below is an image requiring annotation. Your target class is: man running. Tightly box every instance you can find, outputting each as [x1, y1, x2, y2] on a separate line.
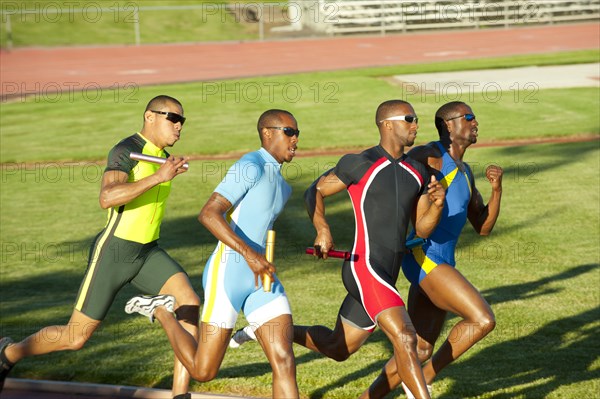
[125, 109, 300, 398]
[362, 101, 502, 399]
[0, 95, 199, 399]
[233, 100, 445, 398]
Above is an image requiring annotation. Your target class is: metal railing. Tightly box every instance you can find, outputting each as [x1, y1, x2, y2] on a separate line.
[302, 0, 600, 35]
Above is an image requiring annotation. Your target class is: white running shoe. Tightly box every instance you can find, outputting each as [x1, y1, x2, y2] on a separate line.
[401, 382, 433, 398]
[125, 294, 175, 323]
[229, 325, 257, 348]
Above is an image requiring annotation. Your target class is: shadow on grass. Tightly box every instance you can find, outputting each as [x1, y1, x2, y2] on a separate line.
[442, 304, 600, 398]
[480, 263, 597, 305]
[353, 263, 598, 399]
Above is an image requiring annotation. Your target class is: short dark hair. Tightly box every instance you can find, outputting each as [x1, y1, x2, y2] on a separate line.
[257, 109, 295, 140]
[145, 95, 183, 113]
[434, 101, 467, 136]
[375, 100, 411, 125]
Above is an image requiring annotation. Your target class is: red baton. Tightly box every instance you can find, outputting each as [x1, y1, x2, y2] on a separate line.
[305, 247, 352, 260]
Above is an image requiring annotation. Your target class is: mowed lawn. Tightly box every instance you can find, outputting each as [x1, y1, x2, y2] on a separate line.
[1, 52, 599, 398]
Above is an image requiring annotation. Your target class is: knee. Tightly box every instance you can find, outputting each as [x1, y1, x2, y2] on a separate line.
[329, 348, 353, 362]
[65, 334, 88, 351]
[190, 366, 218, 382]
[325, 339, 358, 362]
[174, 292, 201, 326]
[416, 340, 434, 363]
[177, 290, 201, 307]
[269, 345, 296, 374]
[389, 328, 419, 354]
[479, 310, 496, 335]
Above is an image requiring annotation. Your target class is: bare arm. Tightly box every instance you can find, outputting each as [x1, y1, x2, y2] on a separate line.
[199, 192, 274, 285]
[99, 155, 188, 209]
[304, 171, 347, 259]
[468, 164, 503, 235]
[413, 175, 445, 238]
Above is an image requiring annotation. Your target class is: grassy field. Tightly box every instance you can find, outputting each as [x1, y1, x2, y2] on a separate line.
[0, 0, 288, 47]
[1, 50, 598, 163]
[1, 51, 599, 398]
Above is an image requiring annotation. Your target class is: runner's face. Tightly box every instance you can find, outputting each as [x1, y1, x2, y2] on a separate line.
[268, 114, 299, 164]
[155, 103, 184, 148]
[447, 104, 478, 145]
[389, 104, 419, 147]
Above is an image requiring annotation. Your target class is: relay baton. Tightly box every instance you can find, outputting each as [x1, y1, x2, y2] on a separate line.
[262, 230, 276, 292]
[130, 152, 189, 170]
[405, 237, 426, 249]
[305, 247, 352, 260]
[305, 237, 425, 260]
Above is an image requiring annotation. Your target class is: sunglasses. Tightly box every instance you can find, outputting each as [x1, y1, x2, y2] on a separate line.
[150, 110, 186, 125]
[267, 126, 300, 137]
[446, 113, 476, 122]
[379, 115, 419, 124]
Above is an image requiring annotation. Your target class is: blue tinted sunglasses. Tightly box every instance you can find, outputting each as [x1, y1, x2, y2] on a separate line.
[446, 113, 476, 122]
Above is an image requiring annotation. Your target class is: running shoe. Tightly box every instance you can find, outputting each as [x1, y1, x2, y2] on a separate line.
[402, 382, 433, 398]
[0, 337, 15, 391]
[125, 294, 175, 323]
[229, 325, 257, 348]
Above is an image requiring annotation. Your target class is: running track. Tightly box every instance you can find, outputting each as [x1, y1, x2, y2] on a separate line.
[1, 22, 598, 98]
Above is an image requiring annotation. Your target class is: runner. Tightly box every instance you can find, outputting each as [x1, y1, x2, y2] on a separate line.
[362, 101, 503, 399]
[0, 95, 199, 399]
[125, 109, 300, 399]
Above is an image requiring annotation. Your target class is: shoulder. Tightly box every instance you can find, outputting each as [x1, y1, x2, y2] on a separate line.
[408, 142, 440, 162]
[464, 162, 476, 182]
[111, 134, 144, 153]
[338, 152, 362, 165]
[340, 146, 381, 164]
[105, 134, 141, 172]
[402, 155, 429, 180]
[226, 150, 266, 184]
[238, 151, 266, 173]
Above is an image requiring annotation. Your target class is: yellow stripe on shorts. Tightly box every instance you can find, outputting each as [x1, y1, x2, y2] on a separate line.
[412, 246, 438, 276]
[202, 208, 235, 323]
[201, 241, 227, 323]
[75, 209, 119, 312]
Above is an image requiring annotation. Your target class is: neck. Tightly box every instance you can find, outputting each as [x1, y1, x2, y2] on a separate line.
[440, 136, 467, 161]
[139, 129, 164, 150]
[380, 138, 404, 159]
[261, 146, 283, 165]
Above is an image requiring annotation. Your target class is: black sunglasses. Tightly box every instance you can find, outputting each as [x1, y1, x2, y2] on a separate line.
[267, 126, 300, 137]
[446, 113, 476, 122]
[150, 110, 186, 125]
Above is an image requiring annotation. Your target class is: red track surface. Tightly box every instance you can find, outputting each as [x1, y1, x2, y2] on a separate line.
[1, 23, 598, 97]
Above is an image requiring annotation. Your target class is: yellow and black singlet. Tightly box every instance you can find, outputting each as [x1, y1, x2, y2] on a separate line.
[104, 132, 171, 244]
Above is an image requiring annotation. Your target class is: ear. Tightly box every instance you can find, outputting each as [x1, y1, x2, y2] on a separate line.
[444, 119, 453, 133]
[144, 110, 154, 123]
[262, 127, 273, 139]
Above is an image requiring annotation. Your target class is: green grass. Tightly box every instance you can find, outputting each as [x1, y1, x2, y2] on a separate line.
[1, 142, 599, 398]
[1, 50, 598, 163]
[0, 0, 288, 47]
[1, 51, 599, 398]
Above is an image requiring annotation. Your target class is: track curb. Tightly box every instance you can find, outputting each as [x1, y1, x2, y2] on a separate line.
[4, 378, 255, 399]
